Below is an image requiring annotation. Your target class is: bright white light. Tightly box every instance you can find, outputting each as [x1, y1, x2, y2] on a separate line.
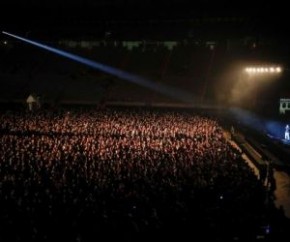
[245, 66, 282, 75]
[276, 67, 282, 73]
[3, 40, 7, 45]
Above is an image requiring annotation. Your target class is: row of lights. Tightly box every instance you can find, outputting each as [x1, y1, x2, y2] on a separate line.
[244, 66, 282, 74]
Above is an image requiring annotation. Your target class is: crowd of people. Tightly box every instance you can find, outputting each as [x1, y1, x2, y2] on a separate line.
[0, 108, 282, 241]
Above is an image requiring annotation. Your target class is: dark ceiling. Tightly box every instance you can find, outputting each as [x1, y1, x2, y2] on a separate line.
[1, 0, 287, 22]
[0, 0, 288, 40]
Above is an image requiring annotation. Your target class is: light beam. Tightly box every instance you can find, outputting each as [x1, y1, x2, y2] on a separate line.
[2, 31, 195, 103]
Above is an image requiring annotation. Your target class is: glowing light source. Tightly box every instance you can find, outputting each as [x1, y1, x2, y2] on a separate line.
[244, 66, 282, 75]
[2, 31, 195, 103]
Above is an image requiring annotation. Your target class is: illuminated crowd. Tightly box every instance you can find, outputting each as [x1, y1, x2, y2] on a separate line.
[0, 108, 275, 241]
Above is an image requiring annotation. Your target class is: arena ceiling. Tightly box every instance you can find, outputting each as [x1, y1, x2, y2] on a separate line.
[1, 0, 287, 24]
[0, 0, 288, 42]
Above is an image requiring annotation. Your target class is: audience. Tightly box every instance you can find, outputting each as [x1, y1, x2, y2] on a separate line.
[0, 108, 281, 241]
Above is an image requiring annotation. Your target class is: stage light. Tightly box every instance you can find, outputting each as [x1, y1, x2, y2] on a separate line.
[276, 67, 282, 73]
[244, 66, 282, 75]
[2, 31, 195, 103]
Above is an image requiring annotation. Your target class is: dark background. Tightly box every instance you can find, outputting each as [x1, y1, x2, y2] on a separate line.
[1, 0, 290, 116]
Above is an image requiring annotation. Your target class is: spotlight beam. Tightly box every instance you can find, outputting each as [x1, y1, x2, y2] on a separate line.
[2, 31, 195, 103]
